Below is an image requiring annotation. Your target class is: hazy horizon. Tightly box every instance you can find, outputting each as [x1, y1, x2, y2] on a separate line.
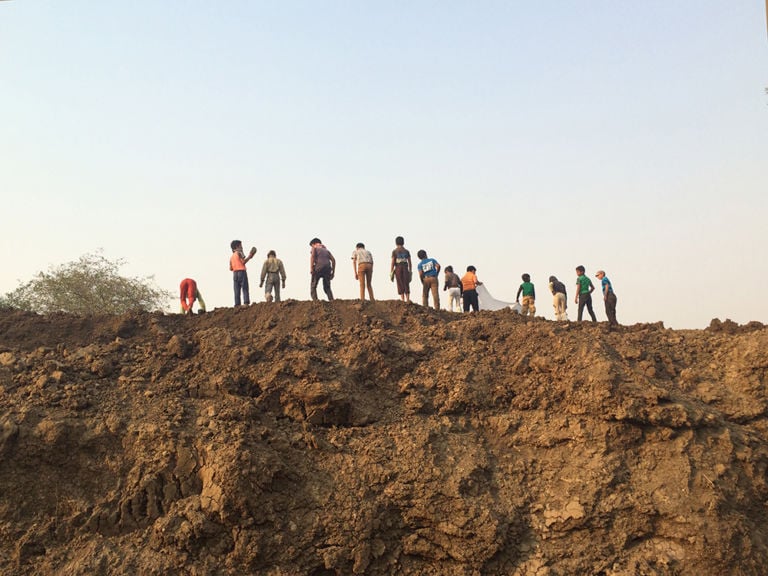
[2, 2, 766, 328]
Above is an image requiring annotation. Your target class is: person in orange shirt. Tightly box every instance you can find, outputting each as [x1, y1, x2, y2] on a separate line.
[230, 240, 257, 306]
[179, 278, 206, 315]
[460, 266, 483, 312]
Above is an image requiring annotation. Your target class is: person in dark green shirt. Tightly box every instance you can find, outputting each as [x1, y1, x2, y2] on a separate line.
[515, 273, 536, 317]
[575, 265, 597, 322]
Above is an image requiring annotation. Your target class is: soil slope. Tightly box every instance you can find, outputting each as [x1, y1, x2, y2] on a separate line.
[0, 302, 767, 576]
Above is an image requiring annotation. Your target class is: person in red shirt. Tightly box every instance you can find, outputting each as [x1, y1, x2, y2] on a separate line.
[179, 278, 206, 315]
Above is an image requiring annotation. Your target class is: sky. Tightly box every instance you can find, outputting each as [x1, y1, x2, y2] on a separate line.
[1, 1, 766, 328]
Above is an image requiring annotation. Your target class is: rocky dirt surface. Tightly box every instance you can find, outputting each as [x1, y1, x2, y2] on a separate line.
[0, 302, 766, 576]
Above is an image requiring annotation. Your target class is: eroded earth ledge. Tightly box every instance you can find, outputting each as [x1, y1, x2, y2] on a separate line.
[0, 303, 766, 575]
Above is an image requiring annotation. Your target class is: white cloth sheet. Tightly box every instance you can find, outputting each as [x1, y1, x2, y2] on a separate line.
[477, 284, 521, 313]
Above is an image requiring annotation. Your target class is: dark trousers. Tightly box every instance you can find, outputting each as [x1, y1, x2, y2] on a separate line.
[463, 289, 479, 312]
[578, 292, 597, 322]
[311, 267, 334, 301]
[604, 292, 618, 325]
[233, 270, 250, 306]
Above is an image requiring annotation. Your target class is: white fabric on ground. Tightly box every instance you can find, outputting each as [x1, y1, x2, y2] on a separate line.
[477, 285, 521, 313]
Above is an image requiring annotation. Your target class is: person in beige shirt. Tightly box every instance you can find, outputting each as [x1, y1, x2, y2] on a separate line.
[351, 242, 375, 301]
[259, 250, 287, 302]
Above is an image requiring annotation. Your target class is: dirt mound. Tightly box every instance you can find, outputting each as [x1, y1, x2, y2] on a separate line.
[0, 302, 767, 575]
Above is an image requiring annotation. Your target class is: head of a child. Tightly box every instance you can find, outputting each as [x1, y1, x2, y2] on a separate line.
[549, 275, 557, 283]
[417, 250, 427, 259]
[395, 236, 405, 246]
[356, 242, 365, 249]
[467, 266, 476, 273]
[231, 240, 242, 252]
[267, 250, 276, 258]
[522, 273, 530, 282]
[309, 238, 321, 247]
[595, 270, 605, 279]
[576, 265, 585, 276]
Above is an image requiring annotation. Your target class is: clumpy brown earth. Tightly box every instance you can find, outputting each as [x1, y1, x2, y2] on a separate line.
[0, 302, 767, 576]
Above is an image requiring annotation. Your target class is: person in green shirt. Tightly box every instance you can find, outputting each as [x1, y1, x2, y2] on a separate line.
[515, 273, 536, 317]
[575, 265, 597, 322]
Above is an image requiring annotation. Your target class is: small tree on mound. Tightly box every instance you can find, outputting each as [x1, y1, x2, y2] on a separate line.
[3, 252, 171, 315]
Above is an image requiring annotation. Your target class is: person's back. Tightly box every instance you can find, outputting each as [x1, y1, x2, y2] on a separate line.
[310, 238, 335, 301]
[444, 270, 461, 289]
[180, 278, 205, 314]
[520, 281, 535, 296]
[417, 249, 441, 310]
[419, 257, 439, 278]
[461, 271, 478, 292]
[260, 251, 287, 302]
[393, 247, 410, 265]
[576, 274, 592, 295]
[313, 244, 332, 271]
[352, 242, 375, 301]
[264, 256, 284, 274]
[390, 236, 412, 302]
[443, 266, 462, 312]
[460, 266, 481, 312]
[575, 265, 597, 322]
[548, 275, 567, 321]
[515, 273, 536, 317]
[550, 278, 566, 295]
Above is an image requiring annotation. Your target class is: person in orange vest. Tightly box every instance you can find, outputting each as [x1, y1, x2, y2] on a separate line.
[230, 240, 257, 306]
[179, 278, 206, 315]
[461, 266, 483, 312]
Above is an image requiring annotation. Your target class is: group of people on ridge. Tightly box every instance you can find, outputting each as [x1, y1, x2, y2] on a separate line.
[372, 236, 484, 313]
[546, 266, 618, 326]
[178, 236, 618, 327]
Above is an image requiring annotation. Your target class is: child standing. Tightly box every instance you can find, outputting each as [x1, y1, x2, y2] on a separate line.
[309, 238, 336, 301]
[230, 240, 257, 306]
[259, 250, 287, 302]
[575, 265, 597, 322]
[516, 273, 536, 317]
[351, 242, 375, 301]
[417, 249, 441, 310]
[390, 236, 412, 302]
[460, 266, 482, 312]
[443, 265, 463, 312]
[595, 270, 618, 326]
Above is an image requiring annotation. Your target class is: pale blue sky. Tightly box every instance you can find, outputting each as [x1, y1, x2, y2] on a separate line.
[2, 1, 766, 327]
